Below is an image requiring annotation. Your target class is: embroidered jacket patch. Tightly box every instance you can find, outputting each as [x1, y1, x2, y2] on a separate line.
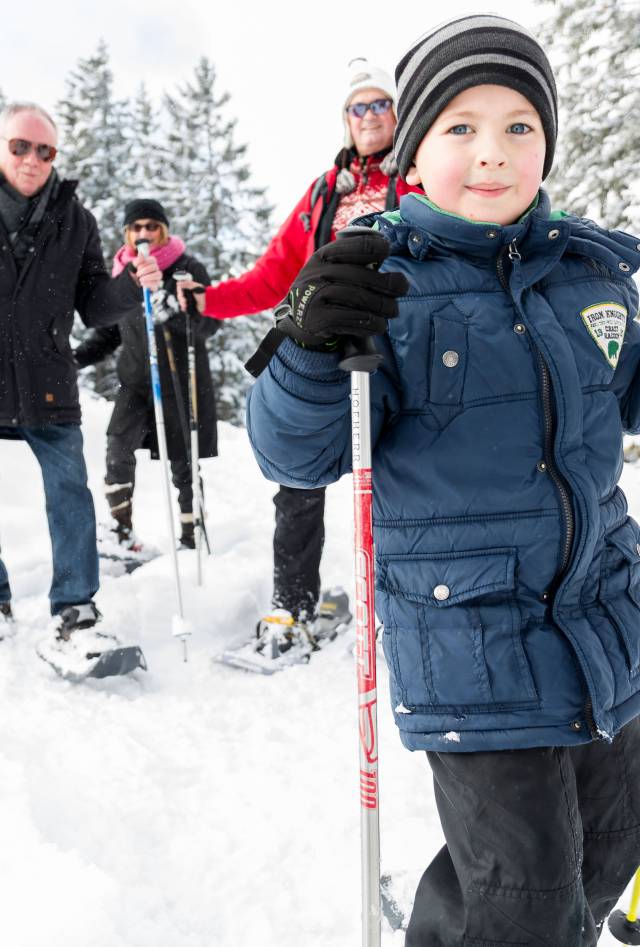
[580, 302, 627, 368]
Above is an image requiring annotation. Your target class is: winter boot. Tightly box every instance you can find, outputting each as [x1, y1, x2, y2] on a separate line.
[104, 481, 139, 548]
[179, 513, 195, 550]
[0, 601, 15, 640]
[55, 602, 102, 641]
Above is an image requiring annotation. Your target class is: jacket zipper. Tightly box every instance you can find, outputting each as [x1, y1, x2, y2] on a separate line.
[496, 242, 575, 592]
[496, 242, 599, 736]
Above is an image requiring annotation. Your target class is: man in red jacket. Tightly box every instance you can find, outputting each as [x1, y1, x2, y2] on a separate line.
[180, 60, 421, 659]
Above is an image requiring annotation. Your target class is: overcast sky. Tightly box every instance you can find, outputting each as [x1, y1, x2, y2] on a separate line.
[4, 0, 542, 225]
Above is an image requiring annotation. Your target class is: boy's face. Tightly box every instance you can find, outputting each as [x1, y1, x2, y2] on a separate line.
[406, 84, 545, 225]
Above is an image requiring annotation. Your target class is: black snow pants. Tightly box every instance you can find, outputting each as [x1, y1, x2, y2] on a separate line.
[406, 716, 640, 947]
[272, 484, 325, 619]
[106, 432, 193, 515]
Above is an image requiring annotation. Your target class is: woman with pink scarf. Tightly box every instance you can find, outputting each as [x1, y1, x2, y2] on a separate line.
[75, 199, 219, 551]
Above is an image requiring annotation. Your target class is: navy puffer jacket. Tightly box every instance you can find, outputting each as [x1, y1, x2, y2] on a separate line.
[247, 190, 640, 753]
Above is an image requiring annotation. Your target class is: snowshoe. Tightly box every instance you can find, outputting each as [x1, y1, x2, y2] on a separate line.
[380, 873, 410, 932]
[215, 588, 352, 675]
[609, 908, 640, 944]
[36, 603, 147, 683]
[97, 522, 160, 576]
[0, 601, 16, 640]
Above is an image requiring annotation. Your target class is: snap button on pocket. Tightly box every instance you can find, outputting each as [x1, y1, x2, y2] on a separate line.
[442, 350, 459, 368]
[514, 323, 526, 334]
[434, 584, 450, 601]
[548, 229, 560, 240]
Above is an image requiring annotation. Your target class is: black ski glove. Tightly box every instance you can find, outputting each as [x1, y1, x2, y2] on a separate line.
[276, 231, 409, 350]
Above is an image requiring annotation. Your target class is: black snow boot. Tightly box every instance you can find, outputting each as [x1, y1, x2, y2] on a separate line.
[55, 602, 101, 641]
[179, 513, 195, 550]
[105, 481, 134, 544]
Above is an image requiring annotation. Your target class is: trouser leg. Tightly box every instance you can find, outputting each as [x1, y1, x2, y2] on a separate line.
[170, 455, 192, 516]
[572, 717, 640, 933]
[170, 455, 197, 546]
[406, 746, 592, 947]
[272, 484, 325, 619]
[22, 424, 99, 615]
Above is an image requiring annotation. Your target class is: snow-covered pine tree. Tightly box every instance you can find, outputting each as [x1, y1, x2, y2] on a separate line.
[163, 58, 273, 423]
[121, 83, 168, 202]
[56, 41, 130, 400]
[56, 40, 130, 261]
[538, 0, 640, 231]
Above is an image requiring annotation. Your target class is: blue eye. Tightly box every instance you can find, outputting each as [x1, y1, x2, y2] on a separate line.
[509, 123, 531, 134]
[449, 124, 471, 135]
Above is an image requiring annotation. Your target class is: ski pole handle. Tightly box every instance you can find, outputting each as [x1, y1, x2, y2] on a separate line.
[174, 269, 204, 319]
[336, 226, 384, 375]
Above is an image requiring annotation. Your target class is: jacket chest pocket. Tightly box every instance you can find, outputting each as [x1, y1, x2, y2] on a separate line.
[428, 316, 467, 406]
[377, 547, 538, 713]
[599, 520, 640, 676]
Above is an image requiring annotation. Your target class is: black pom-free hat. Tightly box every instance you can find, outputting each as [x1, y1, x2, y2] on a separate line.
[123, 198, 169, 228]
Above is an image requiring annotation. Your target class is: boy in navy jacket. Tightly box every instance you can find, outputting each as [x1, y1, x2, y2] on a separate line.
[247, 15, 640, 944]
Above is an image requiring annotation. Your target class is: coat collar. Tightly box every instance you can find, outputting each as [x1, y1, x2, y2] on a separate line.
[376, 189, 640, 288]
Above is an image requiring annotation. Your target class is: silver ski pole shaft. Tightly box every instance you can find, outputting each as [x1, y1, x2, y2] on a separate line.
[174, 273, 206, 586]
[337, 227, 384, 947]
[136, 239, 190, 659]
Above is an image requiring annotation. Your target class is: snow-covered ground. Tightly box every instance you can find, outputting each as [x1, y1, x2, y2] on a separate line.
[0, 391, 637, 946]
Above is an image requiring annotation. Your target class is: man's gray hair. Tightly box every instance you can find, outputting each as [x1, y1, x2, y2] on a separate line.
[0, 102, 58, 138]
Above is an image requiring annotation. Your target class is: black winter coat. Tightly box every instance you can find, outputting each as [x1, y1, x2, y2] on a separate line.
[75, 253, 219, 460]
[0, 180, 143, 428]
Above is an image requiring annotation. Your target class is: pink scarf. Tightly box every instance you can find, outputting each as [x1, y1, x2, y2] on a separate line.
[111, 236, 186, 276]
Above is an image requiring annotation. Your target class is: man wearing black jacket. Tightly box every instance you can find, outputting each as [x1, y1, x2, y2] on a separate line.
[0, 102, 161, 641]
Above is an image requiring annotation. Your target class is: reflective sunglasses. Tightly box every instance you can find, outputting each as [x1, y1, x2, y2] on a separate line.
[345, 98, 393, 119]
[2, 137, 57, 162]
[129, 221, 161, 233]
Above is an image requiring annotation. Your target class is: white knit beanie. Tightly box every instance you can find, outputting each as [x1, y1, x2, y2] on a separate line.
[343, 58, 397, 149]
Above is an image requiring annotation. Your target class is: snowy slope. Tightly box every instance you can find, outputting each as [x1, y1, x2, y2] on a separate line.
[0, 391, 636, 946]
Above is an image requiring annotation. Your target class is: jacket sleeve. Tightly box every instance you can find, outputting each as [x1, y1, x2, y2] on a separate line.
[74, 210, 143, 328]
[246, 336, 402, 488]
[74, 325, 122, 367]
[202, 182, 318, 320]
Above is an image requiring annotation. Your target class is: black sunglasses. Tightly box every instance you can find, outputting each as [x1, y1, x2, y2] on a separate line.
[346, 98, 393, 119]
[2, 137, 57, 162]
[129, 221, 161, 233]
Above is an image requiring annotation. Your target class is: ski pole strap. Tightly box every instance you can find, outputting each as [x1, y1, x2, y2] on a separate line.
[244, 326, 286, 378]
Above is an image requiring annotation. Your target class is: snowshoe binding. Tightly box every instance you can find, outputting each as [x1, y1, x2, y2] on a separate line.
[97, 521, 160, 576]
[215, 587, 352, 674]
[36, 603, 147, 682]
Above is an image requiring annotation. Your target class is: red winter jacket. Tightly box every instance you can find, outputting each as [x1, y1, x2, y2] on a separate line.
[203, 149, 422, 320]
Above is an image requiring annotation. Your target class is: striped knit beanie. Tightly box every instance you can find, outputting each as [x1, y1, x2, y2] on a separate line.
[394, 15, 558, 180]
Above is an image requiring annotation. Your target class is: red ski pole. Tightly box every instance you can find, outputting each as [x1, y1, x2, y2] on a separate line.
[338, 227, 385, 947]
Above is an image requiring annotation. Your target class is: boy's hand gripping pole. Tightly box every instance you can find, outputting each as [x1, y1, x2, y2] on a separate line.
[337, 226, 383, 947]
[136, 239, 191, 659]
